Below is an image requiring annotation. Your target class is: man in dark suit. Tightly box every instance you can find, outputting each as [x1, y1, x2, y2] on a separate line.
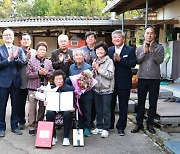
[108, 30, 136, 136]
[51, 34, 73, 78]
[0, 28, 24, 137]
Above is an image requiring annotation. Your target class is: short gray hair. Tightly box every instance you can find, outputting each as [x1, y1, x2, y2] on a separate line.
[111, 30, 125, 37]
[3, 28, 14, 36]
[73, 49, 85, 57]
[58, 34, 69, 42]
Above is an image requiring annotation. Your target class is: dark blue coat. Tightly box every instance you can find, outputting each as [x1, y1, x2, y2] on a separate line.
[0, 44, 23, 88]
[108, 45, 137, 89]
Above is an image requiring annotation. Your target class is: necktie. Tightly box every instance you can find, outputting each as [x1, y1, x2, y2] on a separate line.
[7, 46, 12, 57]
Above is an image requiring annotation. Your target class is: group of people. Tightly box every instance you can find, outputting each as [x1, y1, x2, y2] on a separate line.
[0, 26, 164, 146]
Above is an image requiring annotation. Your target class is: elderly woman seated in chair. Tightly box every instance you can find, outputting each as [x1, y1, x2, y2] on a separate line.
[45, 70, 75, 146]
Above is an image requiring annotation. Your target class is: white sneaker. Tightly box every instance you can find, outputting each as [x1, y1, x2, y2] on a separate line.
[91, 128, 103, 135]
[52, 136, 58, 145]
[101, 130, 109, 138]
[62, 138, 70, 146]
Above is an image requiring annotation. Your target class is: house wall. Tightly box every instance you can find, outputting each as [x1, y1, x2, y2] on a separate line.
[13, 36, 58, 58]
[157, 0, 180, 28]
[13, 36, 107, 58]
[34, 37, 58, 57]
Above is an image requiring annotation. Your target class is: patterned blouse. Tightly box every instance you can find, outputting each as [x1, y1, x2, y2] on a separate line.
[26, 56, 54, 91]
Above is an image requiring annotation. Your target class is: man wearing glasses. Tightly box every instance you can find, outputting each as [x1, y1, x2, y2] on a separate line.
[0, 28, 23, 137]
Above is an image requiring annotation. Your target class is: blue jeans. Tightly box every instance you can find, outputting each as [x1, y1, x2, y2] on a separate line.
[94, 93, 112, 130]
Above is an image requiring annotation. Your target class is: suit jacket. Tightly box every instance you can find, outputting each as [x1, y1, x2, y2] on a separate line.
[0, 44, 23, 88]
[108, 45, 137, 89]
[19, 47, 36, 89]
[51, 48, 73, 77]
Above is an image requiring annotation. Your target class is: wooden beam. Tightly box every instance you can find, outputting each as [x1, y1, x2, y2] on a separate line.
[112, 0, 144, 14]
[124, 19, 179, 25]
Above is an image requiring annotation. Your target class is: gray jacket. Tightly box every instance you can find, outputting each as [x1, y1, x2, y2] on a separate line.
[19, 47, 36, 89]
[136, 42, 164, 79]
[93, 55, 115, 94]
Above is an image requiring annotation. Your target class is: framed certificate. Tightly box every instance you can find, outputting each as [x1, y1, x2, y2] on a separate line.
[45, 91, 74, 111]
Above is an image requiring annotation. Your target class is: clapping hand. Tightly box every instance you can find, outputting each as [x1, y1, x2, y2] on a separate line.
[39, 67, 48, 75]
[113, 53, 120, 62]
[27, 51, 31, 59]
[92, 60, 99, 73]
[149, 41, 154, 52]
[8, 50, 13, 60]
[12, 48, 18, 59]
[65, 54, 71, 63]
[144, 41, 154, 53]
[44, 101, 48, 106]
[58, 53, 64, 62]
[84, 53, 88, 61]
[69, 108, 75, 112]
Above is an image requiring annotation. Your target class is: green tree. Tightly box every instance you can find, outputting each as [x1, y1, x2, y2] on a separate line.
[31, 0, 50, 16]
[47, 0, 106, 16]
[12, 0, 33, 17]
[0, 0, 13, 18]
[124, 10, 144, 19]
[84, 0, 106, 16]
[0, 0, 107, 17]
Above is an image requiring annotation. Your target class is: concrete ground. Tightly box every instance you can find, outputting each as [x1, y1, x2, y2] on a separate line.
[0, 101, 166, 154]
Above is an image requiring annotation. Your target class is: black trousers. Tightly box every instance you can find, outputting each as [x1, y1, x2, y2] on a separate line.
[18, 88, 28, 125]
[0, 84, 19, 131]
[46, 111, 73, 138]
[111, 86, 131, 131]
[78, 99, 92, 129]
[91, 99, 96, 125]
[136, 79, 160, 126]
[116, 88, 130, 131]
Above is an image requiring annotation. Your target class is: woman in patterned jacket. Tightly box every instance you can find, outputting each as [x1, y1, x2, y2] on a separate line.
[26, 41, 54, 136]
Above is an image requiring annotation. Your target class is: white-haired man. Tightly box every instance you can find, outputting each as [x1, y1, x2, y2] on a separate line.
[0, 29, 24, 137]
[51, 34, 73, 77]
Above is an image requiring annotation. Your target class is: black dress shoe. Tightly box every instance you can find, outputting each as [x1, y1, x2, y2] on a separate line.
[131, 125, 144, 133]
[118, 130, 125, 136]
[0, 130, 5, 137]
[11, 129, 22, 135]
[147, 125, 156, 134]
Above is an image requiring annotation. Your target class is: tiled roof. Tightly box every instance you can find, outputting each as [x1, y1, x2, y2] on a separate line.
[0, 16, 122, 27]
